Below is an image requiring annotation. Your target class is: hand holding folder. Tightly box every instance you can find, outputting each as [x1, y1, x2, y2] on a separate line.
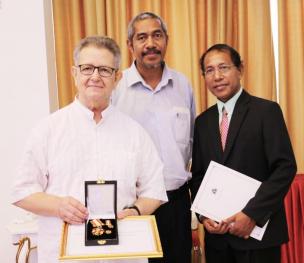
[191, 161, 268, 241]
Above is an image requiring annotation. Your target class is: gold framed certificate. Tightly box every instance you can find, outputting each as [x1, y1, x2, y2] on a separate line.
[59, 215, 162, 261]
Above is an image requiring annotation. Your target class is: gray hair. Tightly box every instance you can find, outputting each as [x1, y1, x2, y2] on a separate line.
[127, 12, 168, 41]
[73, 36, 121, 68]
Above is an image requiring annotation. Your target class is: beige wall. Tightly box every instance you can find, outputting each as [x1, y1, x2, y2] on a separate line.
[0, 0, 52, 261]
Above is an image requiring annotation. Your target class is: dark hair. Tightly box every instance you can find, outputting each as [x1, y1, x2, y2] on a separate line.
[127, 12, 168, 41]
[200, 44, 242, 75]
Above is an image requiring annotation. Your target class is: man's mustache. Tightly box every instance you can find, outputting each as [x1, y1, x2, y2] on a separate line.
[142, 49, 161, 56]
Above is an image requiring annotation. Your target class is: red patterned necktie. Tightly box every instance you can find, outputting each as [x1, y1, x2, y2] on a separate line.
[220, 107, 229, 150]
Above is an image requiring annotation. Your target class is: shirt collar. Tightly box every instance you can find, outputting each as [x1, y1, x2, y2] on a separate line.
[217, 87, 243, 116]
[126, 61, 173, 91]
[73, 97, 114, 122]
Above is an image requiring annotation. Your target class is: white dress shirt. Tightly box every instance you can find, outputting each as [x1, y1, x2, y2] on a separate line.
[12, 99, 167, 263]
[112, 62, 196, 191]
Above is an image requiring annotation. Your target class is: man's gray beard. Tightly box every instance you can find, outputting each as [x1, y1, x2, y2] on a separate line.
[144, 61, 163, 69]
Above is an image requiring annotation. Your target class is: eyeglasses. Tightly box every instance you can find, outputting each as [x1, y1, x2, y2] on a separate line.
[204, 64, 235, 77]
[78, 64, 117, 78]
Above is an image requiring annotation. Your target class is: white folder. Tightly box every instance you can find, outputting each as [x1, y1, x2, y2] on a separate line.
[191, 161, 268, 240]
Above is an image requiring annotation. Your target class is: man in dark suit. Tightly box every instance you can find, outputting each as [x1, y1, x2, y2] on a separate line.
[190, 44, 297, 263]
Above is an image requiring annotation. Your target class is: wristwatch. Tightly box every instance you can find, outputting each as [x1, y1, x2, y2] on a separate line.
[125, 205, 141, 215]
[198, 214, 205, 224]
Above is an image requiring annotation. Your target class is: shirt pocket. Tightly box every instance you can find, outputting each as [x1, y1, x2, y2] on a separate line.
[172, 106, 191, 145]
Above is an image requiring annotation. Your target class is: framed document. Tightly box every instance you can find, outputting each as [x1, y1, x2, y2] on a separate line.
[191, 161, 268, 240]
[59, 215, 163, 261]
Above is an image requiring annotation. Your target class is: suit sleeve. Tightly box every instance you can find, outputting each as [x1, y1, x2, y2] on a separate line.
[189, 118, 204, 201]
[242, 102, 297, 226]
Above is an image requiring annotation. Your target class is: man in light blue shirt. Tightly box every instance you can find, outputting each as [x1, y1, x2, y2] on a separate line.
[112, 12, 195, 263]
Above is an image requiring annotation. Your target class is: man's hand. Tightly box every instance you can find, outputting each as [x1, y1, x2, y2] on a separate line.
[224, 211, 256, 239]
[117, 208, 139, 219]
[58, 196, 89, 224]
[202, 217, 230, 234]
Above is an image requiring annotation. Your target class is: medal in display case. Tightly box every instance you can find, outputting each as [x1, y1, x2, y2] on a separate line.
[85, 180, 118, 246]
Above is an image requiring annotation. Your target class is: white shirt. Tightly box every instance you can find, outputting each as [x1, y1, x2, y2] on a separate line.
[12, 99, 167, 263]
[112, 62, 196, 191]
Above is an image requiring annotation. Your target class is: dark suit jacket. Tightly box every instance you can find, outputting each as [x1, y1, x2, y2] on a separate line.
[190, 90, 297, 250]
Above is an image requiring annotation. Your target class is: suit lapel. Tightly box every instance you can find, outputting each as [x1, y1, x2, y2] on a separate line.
[207, 106, 222, 160]
[222, 90, 250, 163]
